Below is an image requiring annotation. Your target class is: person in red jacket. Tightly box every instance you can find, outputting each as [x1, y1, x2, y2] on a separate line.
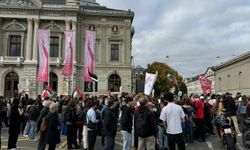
[194, 95, 206, 142]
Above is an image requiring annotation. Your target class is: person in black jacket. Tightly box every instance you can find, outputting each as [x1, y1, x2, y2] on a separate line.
[66, 99, 80, 149]
[102, 99, 118, 150]
[8, 96, 22, 149]
[135, 96, 157, 150]
[44, 102, 61, 150]
[120, 97, 134, 150]
[223, 93, 241, 135]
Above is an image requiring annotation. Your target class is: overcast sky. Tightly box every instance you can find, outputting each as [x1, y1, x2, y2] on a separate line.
[97, 0, 250, 78]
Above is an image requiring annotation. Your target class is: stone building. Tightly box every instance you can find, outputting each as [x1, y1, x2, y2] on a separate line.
[214, 51, 250, 95]
[0, 0, 134, 98]
[185, 75, 203, 96]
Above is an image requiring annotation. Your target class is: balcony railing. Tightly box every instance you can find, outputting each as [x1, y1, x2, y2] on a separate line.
[0, 56, 23, 65]
[49, 57, 62, 67]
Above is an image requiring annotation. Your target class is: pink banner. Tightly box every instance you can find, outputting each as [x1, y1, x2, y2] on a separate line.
[62, 30, 73, 76]
[37, 29, 49, 82]
[84, 30, 95, 82]
[199, 75, 212, 96]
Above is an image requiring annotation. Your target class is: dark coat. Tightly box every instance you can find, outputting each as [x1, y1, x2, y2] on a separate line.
[120, 105, 133, 133]
[8, 103, 21, 135]
[103, 108, 117, 137]
[223, 96, 237, 116]
[36, 107, 49, 131]
[44, 112, 60, 145]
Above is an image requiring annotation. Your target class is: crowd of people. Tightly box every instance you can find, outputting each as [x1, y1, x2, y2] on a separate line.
[0, 91, 250, 150]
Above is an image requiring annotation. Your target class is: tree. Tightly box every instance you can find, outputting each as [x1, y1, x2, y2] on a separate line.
[144, 61, 187, 97]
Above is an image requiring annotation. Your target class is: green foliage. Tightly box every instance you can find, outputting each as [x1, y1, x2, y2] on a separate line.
[144, 61, 187, 96]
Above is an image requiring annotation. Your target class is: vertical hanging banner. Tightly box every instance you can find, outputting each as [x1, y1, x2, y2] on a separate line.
[37, 29, 49, 82]
[144, 71, 158, 95]
[199, 75, 212, 96]
[84, 30, 96, 82]
[62, 30, 73, 76]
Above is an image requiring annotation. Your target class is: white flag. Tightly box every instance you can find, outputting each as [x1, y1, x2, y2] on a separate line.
[144, 72, 158, 95]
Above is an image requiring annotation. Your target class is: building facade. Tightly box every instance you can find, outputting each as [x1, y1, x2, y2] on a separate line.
[214, 51, 250, 95]
[185, 75, 203, 96]
[0, 0, 134, 98]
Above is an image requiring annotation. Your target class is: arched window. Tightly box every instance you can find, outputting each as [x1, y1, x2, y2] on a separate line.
[4, 72, 19, 98]
[108, 74, 121, 92]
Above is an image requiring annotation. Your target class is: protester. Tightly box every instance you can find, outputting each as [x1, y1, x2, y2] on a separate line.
[135, 96, 157, 150]
[87, 100, 99, 150]
[8, 96, 22, 150]
[82, 100, 89, 150]
[237, 95, 248, 127]
[157, 98, 169, 150]
[75, 99, 84, 146]
[65, 99, 80, 149]
[182, 97, 195, 144]
[160, 92, 186, 150]
[37, 99, 52, 150]
[23, 99, 40, 140]
[120, 97, 134, 150]
[102, 99, 118, 150]
[223, 92, 241, 136]
[194, 95, 206, 142]
[44, 102, 61, 150]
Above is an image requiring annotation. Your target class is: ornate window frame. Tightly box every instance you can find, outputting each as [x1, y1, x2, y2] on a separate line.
[3, 19, 26, 57]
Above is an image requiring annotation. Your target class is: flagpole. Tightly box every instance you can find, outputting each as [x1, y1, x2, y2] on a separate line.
[71, 30, 75, 96]
[93, 30, 96, 96]
[48, 30, 50, 88]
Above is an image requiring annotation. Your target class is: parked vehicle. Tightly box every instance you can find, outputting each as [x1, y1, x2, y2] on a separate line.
[215, 115, 237, 150]
[242, 119, 250, 148]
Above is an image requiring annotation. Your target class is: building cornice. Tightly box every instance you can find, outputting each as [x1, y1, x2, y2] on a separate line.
[214, 51, 250, 71]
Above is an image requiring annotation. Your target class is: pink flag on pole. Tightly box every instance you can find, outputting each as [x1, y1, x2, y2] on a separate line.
[37, 29, 49, 82]
[62, 30, 73, 76]
[199, 75, 212, 96]
[84, 30, 95, 82]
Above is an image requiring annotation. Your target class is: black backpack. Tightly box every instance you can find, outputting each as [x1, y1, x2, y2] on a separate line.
[135, 110, 151, 137]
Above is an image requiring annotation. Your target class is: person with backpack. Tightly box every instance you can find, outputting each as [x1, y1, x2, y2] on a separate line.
[135, 96, 157, 150]
[23, 99, 40, 140]
[160, 92, 186, 150]
[65, 99, 80, 149]
[37, 99, 52, 150]
[86, 100, 99, 150]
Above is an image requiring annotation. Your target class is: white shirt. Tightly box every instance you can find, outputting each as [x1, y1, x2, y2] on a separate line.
[160, 102, 185, 134]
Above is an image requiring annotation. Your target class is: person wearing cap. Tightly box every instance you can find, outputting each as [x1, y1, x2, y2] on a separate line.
[160, 92, 185, 150]
[120, 97, 134, 150]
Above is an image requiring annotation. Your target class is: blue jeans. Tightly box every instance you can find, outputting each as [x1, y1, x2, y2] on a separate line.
[121, 130, 132, 150]
[158, 125, 168, 149]
[23, 120, 36, 139]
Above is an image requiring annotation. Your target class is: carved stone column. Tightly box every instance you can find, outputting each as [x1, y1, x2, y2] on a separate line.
[32, 19, 39, 61]
[72, 20, 77, 63]
[25, 18, 33, 61]
[65, 20, 71, 30]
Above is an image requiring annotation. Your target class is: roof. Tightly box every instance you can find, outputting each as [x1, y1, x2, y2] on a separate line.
[42, 0, 65, 4]
[214, 51, 250, 71]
